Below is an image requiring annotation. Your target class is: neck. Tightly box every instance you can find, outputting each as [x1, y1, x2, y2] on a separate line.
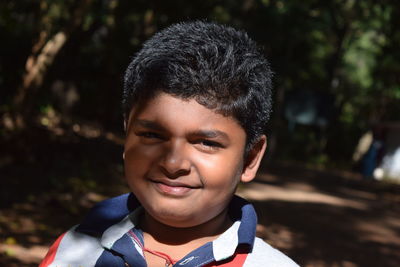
[141, 208, 232, 246]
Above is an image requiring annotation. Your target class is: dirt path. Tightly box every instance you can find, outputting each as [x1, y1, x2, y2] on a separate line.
[1, 163, 399, 267]
[239, 164, 400, 267]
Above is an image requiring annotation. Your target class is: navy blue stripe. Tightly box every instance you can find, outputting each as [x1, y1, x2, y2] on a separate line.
[229, 196, 257, 249]
[174, 242, 215, 267]
[94, 248, 128, 267]
[76, 193, 139, 235]
[115, 233, 147, 267]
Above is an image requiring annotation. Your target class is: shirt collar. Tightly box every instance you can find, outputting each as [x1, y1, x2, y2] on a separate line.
[213, 196, 257, 261]
[76, 193, 139, 236]
[76, 193, 257, 262]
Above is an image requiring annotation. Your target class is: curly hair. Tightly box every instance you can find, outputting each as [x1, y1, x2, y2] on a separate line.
[123, 21, 273, 152]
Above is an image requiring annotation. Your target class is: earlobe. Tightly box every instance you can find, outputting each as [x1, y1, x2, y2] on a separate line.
[241, 135, 267, 183]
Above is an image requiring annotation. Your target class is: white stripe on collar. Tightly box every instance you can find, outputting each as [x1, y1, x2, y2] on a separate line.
[212, 221, 241, 261]
[100, 207, 143, 249]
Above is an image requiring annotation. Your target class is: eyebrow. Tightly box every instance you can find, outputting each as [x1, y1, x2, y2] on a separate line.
[132, 119, 165, 131]
[132, 119, 229, 139]
[191, 129, 229, 140]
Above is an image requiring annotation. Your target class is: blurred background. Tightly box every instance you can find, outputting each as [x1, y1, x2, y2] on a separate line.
[0, 0, 399, 266]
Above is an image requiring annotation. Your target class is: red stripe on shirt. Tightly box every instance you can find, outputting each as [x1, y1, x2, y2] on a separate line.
[39, 232, 67, 267]
[208, 252, 248, 267]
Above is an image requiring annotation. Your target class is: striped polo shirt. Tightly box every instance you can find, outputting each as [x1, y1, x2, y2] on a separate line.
[40, 193, 299, 267]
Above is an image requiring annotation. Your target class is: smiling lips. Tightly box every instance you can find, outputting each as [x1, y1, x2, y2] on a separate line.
[151, 180, 199, 196]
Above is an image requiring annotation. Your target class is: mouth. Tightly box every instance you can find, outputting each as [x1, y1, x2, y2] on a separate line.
[150, 179, 200, 196]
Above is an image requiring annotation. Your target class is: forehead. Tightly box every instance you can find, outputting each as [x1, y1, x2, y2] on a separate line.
[127, 93, 246, 137]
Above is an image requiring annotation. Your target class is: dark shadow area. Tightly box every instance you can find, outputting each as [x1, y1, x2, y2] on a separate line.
[0, 127, 128, 266]
[0, 126, 126, 208]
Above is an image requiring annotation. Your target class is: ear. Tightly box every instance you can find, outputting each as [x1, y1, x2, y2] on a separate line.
[240, 135, 267, 183]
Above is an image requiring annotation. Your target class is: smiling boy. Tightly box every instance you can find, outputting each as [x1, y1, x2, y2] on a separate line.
[40, 21, 299, 267]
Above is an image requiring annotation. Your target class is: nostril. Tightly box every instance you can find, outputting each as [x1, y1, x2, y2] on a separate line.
[160, 165, 191, 179]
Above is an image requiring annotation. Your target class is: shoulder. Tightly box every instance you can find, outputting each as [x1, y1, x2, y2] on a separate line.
[244, 237, 300, 267]
[39, 226, 104, 267]
[40, 193, 141, 267]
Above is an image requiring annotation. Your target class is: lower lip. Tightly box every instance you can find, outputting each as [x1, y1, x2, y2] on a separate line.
[153, 182, 194, 196]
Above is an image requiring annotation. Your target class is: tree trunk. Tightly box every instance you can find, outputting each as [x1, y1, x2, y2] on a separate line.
[11, 31, 68, 128]
[9, 0, 93, 130]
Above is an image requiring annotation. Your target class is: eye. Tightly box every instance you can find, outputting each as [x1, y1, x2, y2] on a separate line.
[201, 140, 221, 147]
[196, 139, 224, 151]
[136, 131, 164, 140]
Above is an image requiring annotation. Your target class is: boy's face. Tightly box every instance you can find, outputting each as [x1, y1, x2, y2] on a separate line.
[124, 93, 263, 228]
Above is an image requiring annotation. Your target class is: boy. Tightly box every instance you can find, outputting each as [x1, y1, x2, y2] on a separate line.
[40, 21, 299, 267]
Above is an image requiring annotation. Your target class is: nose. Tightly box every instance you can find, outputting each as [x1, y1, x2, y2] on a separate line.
[159, 140, 191, 178]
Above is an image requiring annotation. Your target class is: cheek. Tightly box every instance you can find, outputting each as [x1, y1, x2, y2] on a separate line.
[193, 151, 244, 188]
[124, 143, 161, 179]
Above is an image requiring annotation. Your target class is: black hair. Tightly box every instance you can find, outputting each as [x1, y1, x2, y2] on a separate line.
[123, 21, 273, 153]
